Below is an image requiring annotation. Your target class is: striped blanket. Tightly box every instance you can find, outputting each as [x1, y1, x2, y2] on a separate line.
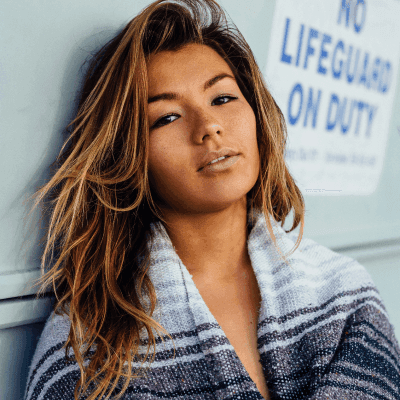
[24, 208, 400, 399]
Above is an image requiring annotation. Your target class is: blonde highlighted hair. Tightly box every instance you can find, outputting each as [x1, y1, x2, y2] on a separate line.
[28, 0, 305, 398]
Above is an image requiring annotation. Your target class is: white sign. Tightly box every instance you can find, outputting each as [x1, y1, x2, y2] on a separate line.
[265, 0, 400, 195]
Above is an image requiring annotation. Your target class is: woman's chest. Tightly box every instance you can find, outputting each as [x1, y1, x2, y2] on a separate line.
[192, 269, 270, 400]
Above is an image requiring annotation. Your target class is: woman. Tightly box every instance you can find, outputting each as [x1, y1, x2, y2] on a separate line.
[24, 0, 399, 399]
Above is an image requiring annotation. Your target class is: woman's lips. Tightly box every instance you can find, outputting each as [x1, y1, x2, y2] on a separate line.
[198, 154, 240, 173]
[198, 148, 239, 171]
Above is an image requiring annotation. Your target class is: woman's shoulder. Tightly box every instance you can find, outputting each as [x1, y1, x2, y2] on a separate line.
[30, 310, 71, 363]
[249, 211, 378, 310]
[284, 229, 376, 290]
[24, 310, 79, 400]
[271, 228, 385, 322]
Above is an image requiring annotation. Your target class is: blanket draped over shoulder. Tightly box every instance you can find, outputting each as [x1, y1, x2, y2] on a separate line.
[24, 208, 400, 399]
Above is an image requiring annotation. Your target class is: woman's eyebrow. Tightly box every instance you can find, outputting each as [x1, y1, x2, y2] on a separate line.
[147, 72, 236, 104]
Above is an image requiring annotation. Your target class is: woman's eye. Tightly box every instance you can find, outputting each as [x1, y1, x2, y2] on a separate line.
[212, 95, 237, 105]
[151, 96, 237, 129]
[152, 113, 179, 129]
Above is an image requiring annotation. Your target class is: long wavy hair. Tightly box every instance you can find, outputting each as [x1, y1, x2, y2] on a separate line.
[27, 0, 305, 398]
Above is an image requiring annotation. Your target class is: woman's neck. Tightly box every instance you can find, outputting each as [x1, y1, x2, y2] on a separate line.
[159, 196, 250, 282]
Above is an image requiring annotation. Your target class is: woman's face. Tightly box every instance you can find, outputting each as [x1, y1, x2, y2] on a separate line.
[146, 43, 260, 214]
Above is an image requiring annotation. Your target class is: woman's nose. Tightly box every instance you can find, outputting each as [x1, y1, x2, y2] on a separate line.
[192, 109, 224, 142]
